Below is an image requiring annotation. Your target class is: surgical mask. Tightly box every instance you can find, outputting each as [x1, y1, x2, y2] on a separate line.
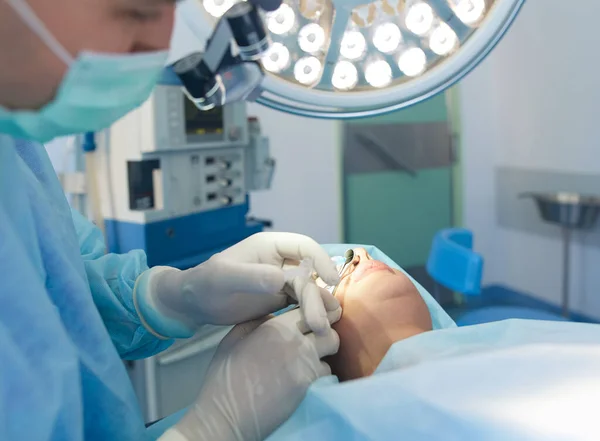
[0, 0, 169, 143]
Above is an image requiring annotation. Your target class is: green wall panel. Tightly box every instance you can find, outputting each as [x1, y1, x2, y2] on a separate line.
[342, 91, 463, 271]
[344, 168, 452, 267]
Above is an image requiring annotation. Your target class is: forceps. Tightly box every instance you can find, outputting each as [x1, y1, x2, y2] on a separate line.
[328, 249, 355, 295]
[338, 249, 355, 277]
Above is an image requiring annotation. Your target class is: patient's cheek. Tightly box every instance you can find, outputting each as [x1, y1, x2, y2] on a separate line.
[328, 295, 387, 381]
[328, 274, 433, 381]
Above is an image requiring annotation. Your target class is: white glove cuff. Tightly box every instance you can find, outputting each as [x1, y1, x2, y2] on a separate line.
[133, 266, 195, 340]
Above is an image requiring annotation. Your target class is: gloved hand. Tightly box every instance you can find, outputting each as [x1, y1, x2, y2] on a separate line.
[158, 307, 341, 441]
[133, 232, 341, 339]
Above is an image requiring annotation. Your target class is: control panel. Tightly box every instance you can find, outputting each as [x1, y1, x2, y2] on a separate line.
[146, 85, 248, 152]
[99, 83, 267, 224]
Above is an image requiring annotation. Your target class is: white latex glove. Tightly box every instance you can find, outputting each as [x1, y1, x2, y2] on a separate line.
[158, 307, 341, 441]
[133, 232, 341, 339]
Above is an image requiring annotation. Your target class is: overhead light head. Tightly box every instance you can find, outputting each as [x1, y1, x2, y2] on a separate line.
[176, 0, 524, 118]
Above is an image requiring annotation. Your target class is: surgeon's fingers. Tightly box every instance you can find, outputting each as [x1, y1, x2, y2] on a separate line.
[296, 308, 342, 335]
[319, 361, 332, 377]
[305, 329, 340, 358]
[291, 276, 330, 336]
[208, 259, 285, 294]
[320, 286, 342, 325]
[272, 233, 340, 286]
[320, 286, 341, 312]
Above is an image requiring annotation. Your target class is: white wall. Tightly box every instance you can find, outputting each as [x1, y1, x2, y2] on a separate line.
[247, 104, 342, 243]
[460, 1, 600, 318]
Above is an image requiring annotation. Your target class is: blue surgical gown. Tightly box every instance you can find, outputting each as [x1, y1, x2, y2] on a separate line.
[0, 136, 173, 440]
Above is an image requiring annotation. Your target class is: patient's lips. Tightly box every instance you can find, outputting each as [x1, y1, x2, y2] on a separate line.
[351, 260, 394, 282]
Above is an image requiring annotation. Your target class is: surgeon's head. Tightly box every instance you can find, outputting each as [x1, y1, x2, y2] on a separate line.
[0, 0, 176, 110]
[325, 248, 432, 381]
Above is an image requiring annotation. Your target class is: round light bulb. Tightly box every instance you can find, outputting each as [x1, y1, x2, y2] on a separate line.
[452, 0, 486, 25]
[405, 2, 435, 36]
[298, 23, 326, 53]
[261, 43, 291, 73]
[429, 22, 458, 55]
[294, 56, 322, 85]
[340, 31, 367, 61]
[332, 61, 358, 91]
[372, 22, 402, 54]
[203, 0, 234, 18]
[267, 4, 296, 35]
[398, 47, 427, 77]
[364, 59, 392, 88]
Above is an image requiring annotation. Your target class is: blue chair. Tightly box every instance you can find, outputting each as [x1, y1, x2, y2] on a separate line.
[426, 228, 567, 326]
[426, 228, 483, 297]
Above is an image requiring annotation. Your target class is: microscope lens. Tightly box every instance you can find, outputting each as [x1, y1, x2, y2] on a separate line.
[225, 2, 271, 61]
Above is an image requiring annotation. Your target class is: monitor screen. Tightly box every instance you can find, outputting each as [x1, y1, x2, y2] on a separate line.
[184, 95, 224, 136]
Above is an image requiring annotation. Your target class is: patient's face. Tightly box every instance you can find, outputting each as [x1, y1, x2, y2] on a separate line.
[333, 248, 412, 304]
[322, 248, 432, 381]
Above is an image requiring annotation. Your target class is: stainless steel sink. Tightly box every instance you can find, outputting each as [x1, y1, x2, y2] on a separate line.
[521, 192, 600, 318]
[520, 191, 600, 229]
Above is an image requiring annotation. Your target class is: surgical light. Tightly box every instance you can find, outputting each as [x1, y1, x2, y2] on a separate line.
[398, 47, 427, 77]
[372, 23, 402, 54]
[177, 0, 524, 118]
[294, 56, 322, 85]
[267, 3, 296, 35]
[365, 59, 392, 88]
[450, 0, 487, 25]
[298, 23, 326, 53]
[340, 31, 367, 61]
[262, 43, 291, 73]
[332, 61, 358, 90]
[405, 1, 434, 36]
[203, 0, 234, 18]
[429, 22, 459, 56]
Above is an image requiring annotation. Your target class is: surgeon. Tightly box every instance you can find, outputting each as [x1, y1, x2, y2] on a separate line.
[0, 0, 342, 440]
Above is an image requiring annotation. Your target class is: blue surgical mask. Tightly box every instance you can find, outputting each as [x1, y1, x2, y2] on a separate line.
[0, 0, 169, 143]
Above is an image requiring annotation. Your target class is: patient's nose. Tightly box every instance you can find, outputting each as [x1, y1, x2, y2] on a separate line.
[352, 248, 370, 263]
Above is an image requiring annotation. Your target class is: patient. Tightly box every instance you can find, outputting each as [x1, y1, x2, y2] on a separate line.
[316, 248, 433, 381]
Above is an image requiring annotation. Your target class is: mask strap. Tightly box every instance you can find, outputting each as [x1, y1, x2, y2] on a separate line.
[6, 0, 74, 65]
